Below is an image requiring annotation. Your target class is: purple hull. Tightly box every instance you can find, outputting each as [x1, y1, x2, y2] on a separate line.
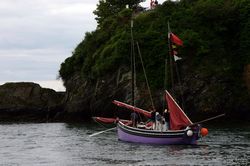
[117, 122, 200, 145]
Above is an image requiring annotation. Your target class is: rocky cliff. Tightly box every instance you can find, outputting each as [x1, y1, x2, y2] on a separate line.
[62, 64, 250, 122]
[59, 0, 250, 121]
[1, 1, 249, 122]
[0, 82, 64, 122]
[62, 67, 135, 121]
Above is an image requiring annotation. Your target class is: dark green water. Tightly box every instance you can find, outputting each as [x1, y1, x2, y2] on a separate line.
[0, 122, 249, 165]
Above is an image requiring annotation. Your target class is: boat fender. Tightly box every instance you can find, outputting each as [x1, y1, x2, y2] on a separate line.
[200, 128, 208, 137]
[186, 130, 193, 137]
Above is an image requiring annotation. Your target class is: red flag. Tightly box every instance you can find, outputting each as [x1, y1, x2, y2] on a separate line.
[173, 50, 178, 55]
[170, 33, 183, 46]
[165, 90, 192, 130]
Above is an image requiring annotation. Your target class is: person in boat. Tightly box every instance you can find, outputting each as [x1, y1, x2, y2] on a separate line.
[130, 112, 138, 127]
[149, 108, 156, 129]
[163, 109, 170, 130]
[155, 112, 162, 131]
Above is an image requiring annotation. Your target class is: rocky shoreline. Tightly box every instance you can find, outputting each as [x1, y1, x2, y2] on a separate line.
[0, 82, 98, 122]
[0, 82, 63, 122]
[0, 82, 249, 123]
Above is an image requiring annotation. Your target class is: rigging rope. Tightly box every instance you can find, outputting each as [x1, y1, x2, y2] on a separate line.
[174, 62, 185, 111]
[136, 42, 156, 111]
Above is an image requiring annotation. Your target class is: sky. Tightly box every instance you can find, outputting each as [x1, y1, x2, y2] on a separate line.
[0, 0, 166, 91]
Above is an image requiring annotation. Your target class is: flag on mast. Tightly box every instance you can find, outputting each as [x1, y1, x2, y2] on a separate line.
[168, 22, 183, 61]
[174, 55, 182, 61]
[169, 33, 183, 46]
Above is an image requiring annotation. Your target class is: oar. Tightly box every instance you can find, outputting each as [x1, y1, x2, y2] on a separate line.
[189, 113, 226, 126]
[89, 127, 116, 137]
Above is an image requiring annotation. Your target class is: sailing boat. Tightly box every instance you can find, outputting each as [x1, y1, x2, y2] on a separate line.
[92, 21, 217, 145]
[113, 91, 203, 145]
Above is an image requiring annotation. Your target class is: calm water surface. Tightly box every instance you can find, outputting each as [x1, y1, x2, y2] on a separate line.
[0, 122, 249, 165]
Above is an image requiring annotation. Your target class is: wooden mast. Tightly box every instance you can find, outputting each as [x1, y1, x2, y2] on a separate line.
[167, 22, 174, 92]
[167, 22, 185, 111]
[130, 20, 135, 106]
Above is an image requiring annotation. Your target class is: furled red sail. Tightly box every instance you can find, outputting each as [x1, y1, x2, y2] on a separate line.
[93, 117, 117, 124]
[165, 90, 192, 130]
[93, 117, 131, 124]
[112, 100, 151, 118]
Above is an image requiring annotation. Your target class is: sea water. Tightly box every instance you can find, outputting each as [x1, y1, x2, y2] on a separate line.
[0, 122, 249, 165]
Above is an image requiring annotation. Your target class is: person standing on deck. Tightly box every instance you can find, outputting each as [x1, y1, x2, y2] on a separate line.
[130, 112, 138, 127]
[149, 108, 156, 129]
[163, 109, 170, 130]
[155, 112, 162, 131]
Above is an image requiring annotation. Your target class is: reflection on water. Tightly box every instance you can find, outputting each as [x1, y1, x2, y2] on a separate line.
[0, 122, 249, 165]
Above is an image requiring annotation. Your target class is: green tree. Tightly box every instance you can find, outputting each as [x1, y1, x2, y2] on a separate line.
[94, 0, 143, 26]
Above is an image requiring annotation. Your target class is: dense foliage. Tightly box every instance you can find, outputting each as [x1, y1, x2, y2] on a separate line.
[59, 0, 250, 114]
[94, 0, 143, 27]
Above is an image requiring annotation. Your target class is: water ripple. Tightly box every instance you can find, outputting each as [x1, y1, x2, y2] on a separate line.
[0, 122, 249, 165]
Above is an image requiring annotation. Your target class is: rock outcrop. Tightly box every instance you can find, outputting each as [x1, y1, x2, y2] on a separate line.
[0, 82, 64, 122]
[62, 64, 250, 122]
[58, 0, 250, 122]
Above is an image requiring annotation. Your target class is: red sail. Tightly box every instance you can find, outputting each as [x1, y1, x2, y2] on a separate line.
[93, 117, 131, 124]
[93, 117, 117, 124]
[112, 100, 151, 118]
[165, 90, 192, 130]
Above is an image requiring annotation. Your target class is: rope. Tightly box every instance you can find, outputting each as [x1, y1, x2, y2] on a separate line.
[174, 62, 185, 111]
[168, 22, 174, 92]
[163, 59, 168, 109]
[136, 42, 156, 111]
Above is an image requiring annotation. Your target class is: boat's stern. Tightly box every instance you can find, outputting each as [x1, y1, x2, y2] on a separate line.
[183, 124, 209, 144]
